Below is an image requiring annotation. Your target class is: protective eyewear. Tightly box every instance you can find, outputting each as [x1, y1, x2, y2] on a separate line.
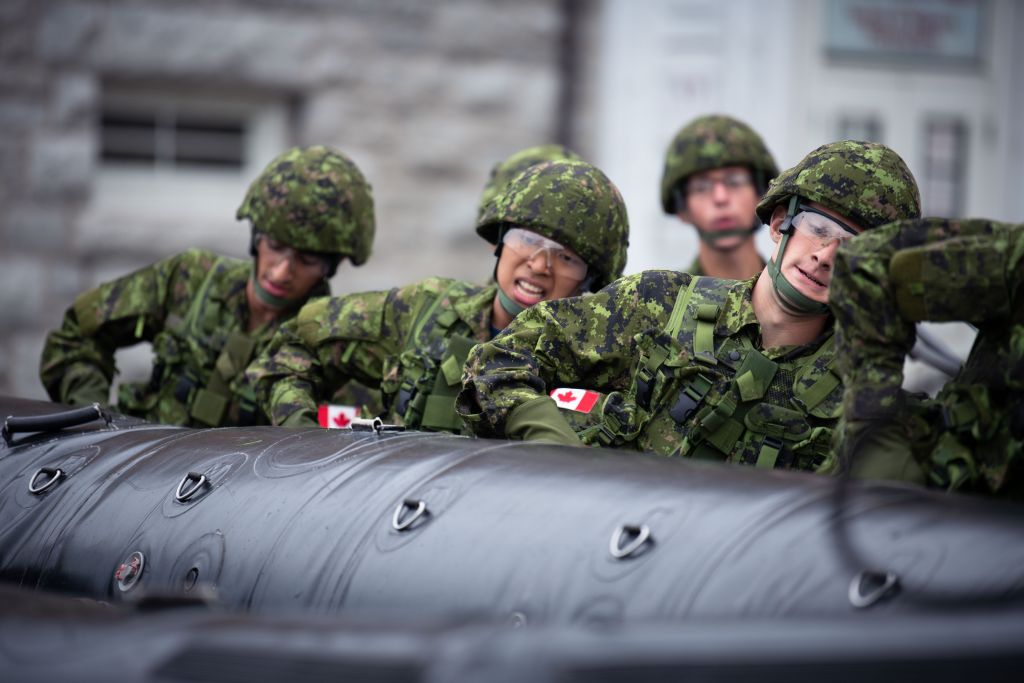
[502, 228, 588, 281]
[686, 170, 753, 197]
[789, 204, 859, 249]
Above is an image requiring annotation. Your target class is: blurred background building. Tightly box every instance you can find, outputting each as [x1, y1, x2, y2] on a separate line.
[1, 0, 1020, 399]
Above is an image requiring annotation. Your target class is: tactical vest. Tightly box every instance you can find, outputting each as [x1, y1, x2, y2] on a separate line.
[113, 258, 262, 427]
[381, 284, 481, 433]
[576, 276, 842, 471]
[909, 329, 1024, 497]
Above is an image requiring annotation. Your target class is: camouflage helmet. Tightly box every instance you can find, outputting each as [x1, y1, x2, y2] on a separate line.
[477, 144, 583, 222]
[237, 145, 375, 265]
[660, 114, 779, 213]
[755, 141, 921, 230]
[476, 159, 630, 291]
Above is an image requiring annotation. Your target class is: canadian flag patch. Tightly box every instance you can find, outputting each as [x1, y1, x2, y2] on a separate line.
[317, 404, 361, 429]
[549, 388, 600, 413]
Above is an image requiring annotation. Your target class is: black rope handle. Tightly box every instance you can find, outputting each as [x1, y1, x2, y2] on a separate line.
[3, 403, 113, 446]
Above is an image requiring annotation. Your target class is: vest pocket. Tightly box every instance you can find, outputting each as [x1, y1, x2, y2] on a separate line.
[743, 403, 812, 442]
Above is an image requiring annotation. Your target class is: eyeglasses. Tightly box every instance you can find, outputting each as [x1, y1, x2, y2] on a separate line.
[502, 228, 588, 281]
[686, 170, 753, 197]
[789, 204, 860, 249]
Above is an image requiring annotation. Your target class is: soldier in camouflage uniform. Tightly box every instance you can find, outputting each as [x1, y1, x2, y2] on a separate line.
[830, 218, 1024, 500]
[247, 157, 629, 431]
[40, 146, 375, 427]
[457, 141, 921, 473]
[662, 114, 779, 279]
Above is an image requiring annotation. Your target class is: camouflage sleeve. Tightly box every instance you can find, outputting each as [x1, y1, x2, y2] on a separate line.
[246, 317, 322, 426]
[248, 290, 394, 426]
[830, 223, 912, 421]
[831, 218, 1023, 484]
[39, 250, 198, 407]
[457, 273, 666, 438]
[832, 219, 1020, 420]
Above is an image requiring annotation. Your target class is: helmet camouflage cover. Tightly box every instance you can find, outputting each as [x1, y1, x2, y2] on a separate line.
[756, 140, 921, 230]
[660, 114, 779, 213]
[477, 144, 583, 222]
[237, 145, 375, 265]
[476, 159, 630, 291]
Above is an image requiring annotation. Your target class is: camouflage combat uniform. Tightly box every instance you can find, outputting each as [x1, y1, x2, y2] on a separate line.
[39, 146, 376, 427]
[40, 249, 327, 426]
[831, 218, 1024, 499]
[458, 271, 846, 468]
[249, 158, 630, 431]
[248, 278, 497, 429]
[458, 141, 921, 471]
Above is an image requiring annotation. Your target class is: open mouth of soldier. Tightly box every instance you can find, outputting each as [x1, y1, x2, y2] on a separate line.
[513, 278, 547, 305]
[797, 267, 827, 289]
[262, 279, 291, 298]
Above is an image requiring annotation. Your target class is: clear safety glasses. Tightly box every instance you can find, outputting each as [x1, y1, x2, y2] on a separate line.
[789, 204, 860, 249]
[502, 228, 588, 281]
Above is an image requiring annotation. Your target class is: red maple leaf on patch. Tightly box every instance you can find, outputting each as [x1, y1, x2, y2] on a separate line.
[556, 391, 576, 403]
[333, 412, 351, 427]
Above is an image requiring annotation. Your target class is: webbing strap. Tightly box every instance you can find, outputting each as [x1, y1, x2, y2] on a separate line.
[191, 330, 257, 427]
[694, 304, 719, 366]
[185, 257, 227, 338]
[797, 369, 840, 411]
[406, 283, 457, 350]
[755, 436, 784, 469]
[419, 334, 477, 432]
[173, 258, 231, 426]
[666, 277, 718, 365]
[666, 276, 700, 338]
[792, 336, 839, 411]
[391, 283, 461, 427]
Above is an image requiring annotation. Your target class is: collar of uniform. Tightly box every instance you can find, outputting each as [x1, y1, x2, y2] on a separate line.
[714, 276, 760, 337]
[451, 282, 500, 341]
[685, 255, 705, 277]
[233, 257, 328, 339]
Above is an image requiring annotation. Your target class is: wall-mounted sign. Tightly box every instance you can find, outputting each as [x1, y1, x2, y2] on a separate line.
[825, 0, 986, 64]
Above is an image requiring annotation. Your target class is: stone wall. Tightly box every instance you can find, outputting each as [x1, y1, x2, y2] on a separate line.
[0, 0, 575, 399]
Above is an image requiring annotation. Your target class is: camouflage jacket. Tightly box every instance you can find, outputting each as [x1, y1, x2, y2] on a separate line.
[248, 277, 497, 431]
[458, 271, 844, 470]
[831, 218, 1024, 499]
[39, 248, 325, 427]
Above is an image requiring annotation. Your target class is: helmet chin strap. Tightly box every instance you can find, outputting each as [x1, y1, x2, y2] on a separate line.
[496, 286, 527, 318]
[696, 220, 761, 251]
[766, 197, 831, 316]
[250, 264, 305, 310]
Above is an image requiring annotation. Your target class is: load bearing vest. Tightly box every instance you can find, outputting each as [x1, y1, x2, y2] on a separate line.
[387, 283, 479, 433]
[580, 276, 841, 469]
[113, 258, 258, 427]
